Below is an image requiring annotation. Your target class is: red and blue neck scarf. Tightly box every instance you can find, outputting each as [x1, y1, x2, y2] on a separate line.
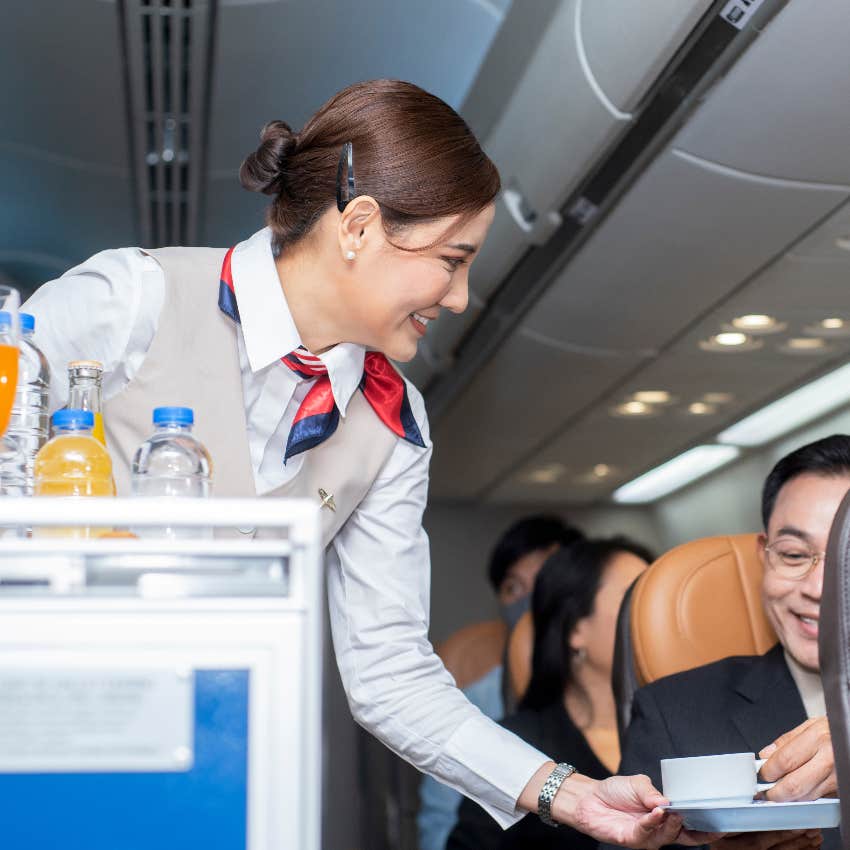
[219, 247, 425, 462]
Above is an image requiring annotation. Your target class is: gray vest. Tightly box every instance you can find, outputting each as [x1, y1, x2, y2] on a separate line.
[103, 246, 397, 546]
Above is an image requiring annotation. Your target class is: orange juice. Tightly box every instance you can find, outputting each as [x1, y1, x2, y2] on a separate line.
[0, 343, 19, 436]
[33, 409, 115, 538]
[68, 361, 107, 447]
[92, 411, 106, 447]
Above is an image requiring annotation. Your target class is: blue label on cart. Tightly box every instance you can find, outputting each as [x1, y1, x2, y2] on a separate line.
[0, 669, 249, 850]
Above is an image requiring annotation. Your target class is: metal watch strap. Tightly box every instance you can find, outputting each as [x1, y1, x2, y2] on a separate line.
[538, 762, 576, 827]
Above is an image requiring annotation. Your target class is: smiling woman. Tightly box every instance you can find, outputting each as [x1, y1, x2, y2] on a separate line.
[23, 79, 703, 849]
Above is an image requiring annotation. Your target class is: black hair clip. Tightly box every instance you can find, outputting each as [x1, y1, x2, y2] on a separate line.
[336, 141, 356, 212]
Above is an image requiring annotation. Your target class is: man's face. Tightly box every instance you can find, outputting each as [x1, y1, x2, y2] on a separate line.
[497, 544, 559, 606]
[760, 472, 850, 672]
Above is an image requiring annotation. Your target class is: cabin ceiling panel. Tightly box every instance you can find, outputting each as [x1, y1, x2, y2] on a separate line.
[206, 0, 505, 179]
[0, 154, 133, 293]
[790, 200, 850, 261]
[203, 179, 268, 246]
[487, 407, 706, 505]
[580, 0, 714, 113]
[520, 149, 849, 352]
[673, 0, 850, 186]
[429, 333, 645, 499]
[0, 0, 128, 168]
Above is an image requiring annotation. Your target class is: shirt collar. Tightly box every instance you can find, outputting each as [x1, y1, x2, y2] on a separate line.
[229, 228, 365, 416]
[783, 649, 826, 719]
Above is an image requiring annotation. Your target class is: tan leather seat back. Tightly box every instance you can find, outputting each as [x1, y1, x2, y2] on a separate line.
[631, 533, 777, 686]
[506, 610, 533, 700]
[436, 619, 507, 691]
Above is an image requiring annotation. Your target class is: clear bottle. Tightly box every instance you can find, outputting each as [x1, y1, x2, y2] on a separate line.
[131, 406, 213, 538]
[4, 312, 50, 494]
[33, 409, 116, 538]
[0, 437, 27, 498]
[68, 360, 106, 447]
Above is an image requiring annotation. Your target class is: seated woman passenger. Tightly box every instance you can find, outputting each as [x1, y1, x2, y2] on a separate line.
[611, 435, 850, 850]
[446, 536, 651, 849]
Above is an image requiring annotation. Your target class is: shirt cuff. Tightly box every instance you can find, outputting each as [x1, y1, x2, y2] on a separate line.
[439, 713, 551, 828]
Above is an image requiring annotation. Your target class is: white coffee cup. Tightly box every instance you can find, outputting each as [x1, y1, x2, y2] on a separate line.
[661, 752, 776, 806]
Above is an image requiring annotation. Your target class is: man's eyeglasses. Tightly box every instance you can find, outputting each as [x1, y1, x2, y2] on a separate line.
[336, 141, 357, 212]
[763, 537, 825, 580]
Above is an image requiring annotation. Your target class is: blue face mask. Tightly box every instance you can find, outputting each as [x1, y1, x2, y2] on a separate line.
[501, 594, 531, 632]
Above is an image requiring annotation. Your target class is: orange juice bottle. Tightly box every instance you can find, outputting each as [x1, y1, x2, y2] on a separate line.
[33, 409, 115, 538]
[0, 342, 18, 436]
[68, 360, 106, 446]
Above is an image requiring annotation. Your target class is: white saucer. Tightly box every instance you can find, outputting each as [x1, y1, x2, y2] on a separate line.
[664, 798, 840, 832]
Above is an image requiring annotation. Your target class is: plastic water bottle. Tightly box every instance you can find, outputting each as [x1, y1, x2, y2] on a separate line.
[33, 409, 116, 537]
[2, 312, 50, 494]
[131, 407, 213, 538]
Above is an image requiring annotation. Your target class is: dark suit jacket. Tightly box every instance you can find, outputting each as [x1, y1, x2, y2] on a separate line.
[447, 702, 610, 850]
[607, 645, 839, 850]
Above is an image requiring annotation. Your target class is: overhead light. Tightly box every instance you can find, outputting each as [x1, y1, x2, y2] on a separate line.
[780, 337, 829, 355]
[700, 333, 763, 353]
[835, 236, 850, 251]
[613, 445, 741, 504]
[702, 392, 734, 404]
[687, 402, 716, 416]
[631, 390, 673, 405]
[575, 463, 616, 484]
[716, 332, 748, 346]
[525, 463, 566, 484]
[729, 314, 785, 334]
[610, 400, 657, 418]
[717, 361, 850, 447]
[805, 318, 850, 338]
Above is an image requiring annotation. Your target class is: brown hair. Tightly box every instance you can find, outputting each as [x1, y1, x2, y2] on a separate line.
[239, 79, 500, 253]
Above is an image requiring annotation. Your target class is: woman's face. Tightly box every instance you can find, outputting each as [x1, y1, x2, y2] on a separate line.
[344, 204, 495, 362]
[570, 551, 648, 675]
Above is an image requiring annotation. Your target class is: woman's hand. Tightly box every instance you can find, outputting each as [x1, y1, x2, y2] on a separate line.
[551, 772, 718, 848]
[759, 717, 836, 801]
[709, 829, 822, 850]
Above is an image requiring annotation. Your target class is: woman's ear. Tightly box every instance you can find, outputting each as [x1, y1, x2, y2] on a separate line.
[569, 618, 590, 653]
[338, 196, 381, 259]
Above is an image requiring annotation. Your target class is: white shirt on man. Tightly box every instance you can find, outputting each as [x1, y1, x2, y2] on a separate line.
[23, 227, 548, 826]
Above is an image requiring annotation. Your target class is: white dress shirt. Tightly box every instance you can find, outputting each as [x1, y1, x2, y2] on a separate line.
[23, 228, 549, 826]
[784, 650, 827, 719]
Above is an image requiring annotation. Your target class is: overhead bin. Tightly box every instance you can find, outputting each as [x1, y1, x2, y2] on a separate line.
[519, 148, 849, 352]
[415, 0, 718, 385]
[580, 0, 713, 114]
[674, 0, 850, 185]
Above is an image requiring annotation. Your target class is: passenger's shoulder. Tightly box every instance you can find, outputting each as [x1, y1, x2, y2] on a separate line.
[641, 652, 762, 701]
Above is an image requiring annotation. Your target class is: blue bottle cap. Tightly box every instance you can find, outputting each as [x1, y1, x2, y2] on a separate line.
[0, 312, 35, 332]
[153, 406, 194, 426]
[52, 409, 95, 430]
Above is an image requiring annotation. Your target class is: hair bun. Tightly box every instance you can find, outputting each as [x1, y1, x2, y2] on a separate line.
[239, 120, 297, 195]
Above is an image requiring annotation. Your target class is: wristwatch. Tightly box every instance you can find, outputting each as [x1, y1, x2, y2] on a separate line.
[538, 762, 576, 827]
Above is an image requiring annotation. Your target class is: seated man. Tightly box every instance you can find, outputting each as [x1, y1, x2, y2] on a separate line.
[417, 515, 582, 850]
[614, 435, 849, 850]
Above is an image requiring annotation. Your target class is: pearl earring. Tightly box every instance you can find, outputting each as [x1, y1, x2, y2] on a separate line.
[345, 250, 357, 261]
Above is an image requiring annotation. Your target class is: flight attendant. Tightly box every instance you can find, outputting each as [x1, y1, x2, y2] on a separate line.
[25, 80, 705, 846]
